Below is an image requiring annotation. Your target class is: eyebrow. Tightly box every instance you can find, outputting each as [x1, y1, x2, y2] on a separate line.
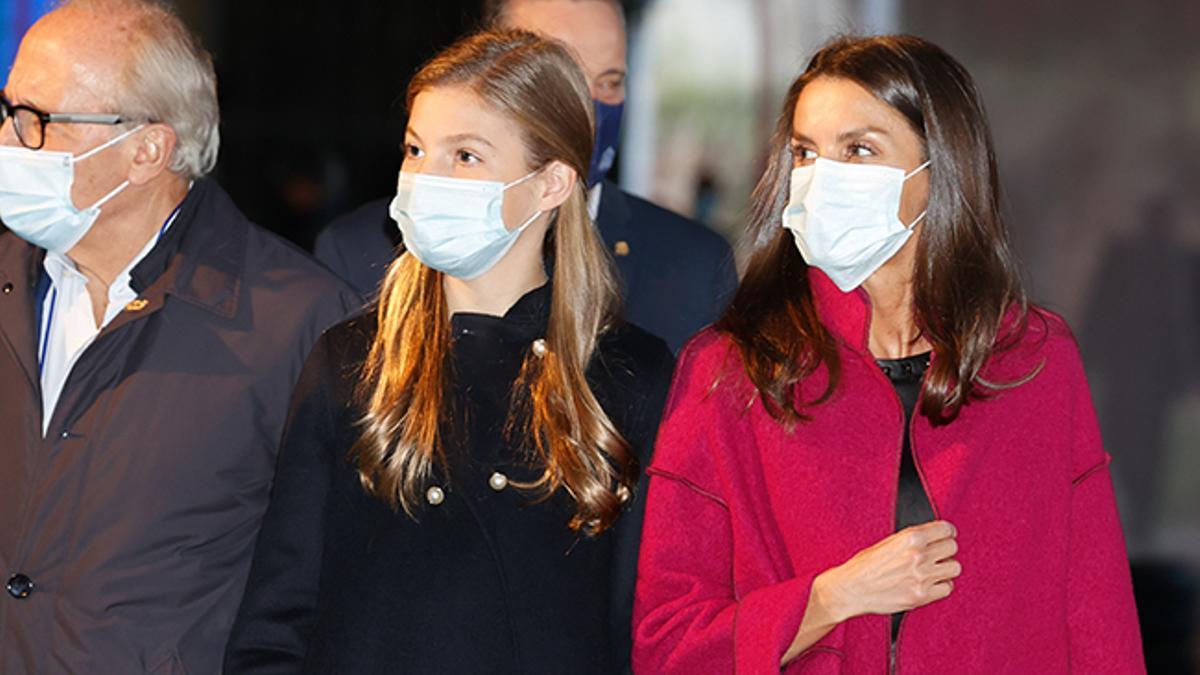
[791, 126, 892, 144]
[405, 127, 496, 150]
[597, 68, 626, 80]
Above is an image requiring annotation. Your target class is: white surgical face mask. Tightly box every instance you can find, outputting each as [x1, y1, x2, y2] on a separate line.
[782, 157, 930, 292]
[0, 124, 144, 254]
[389, 169, 543, 280]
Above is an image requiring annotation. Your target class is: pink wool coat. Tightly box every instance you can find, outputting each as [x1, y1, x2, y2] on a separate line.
[632, 270, 1144, 674]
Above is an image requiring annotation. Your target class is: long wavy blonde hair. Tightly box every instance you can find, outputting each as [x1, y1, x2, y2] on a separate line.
[351, 30, 632, 535]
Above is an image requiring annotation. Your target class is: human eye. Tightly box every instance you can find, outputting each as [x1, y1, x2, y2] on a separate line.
[596, 75, 626, 102]
[456, 149, 482, 166]
[847, 142, 876, 161]
[404, 142, 424, 159]
[791, 145, 818, 165]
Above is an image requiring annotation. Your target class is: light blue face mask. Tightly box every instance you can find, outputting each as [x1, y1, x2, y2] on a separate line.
[0, 124, 145, 253]
[388, 169, 543, 280]
[783, 157, 930, 291]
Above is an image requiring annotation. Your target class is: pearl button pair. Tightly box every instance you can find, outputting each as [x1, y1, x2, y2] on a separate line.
[426, 473, 508, 506]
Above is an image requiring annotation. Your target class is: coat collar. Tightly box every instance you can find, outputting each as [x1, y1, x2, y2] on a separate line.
[807, 266, 1029, 365]
[129, 177, 246, 319]
[594, 180, 637, 296]
[0, 178, 248, 387]
[449, 282, 551, 342]
[808, 266, 874, 355]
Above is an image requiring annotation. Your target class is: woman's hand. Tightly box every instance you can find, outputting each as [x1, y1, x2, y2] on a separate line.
[818, 520, 961, 622]
[782, 520, 961, 666]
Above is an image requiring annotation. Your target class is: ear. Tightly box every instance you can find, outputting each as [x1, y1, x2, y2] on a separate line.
[534, 159, 579, 212]
[127, 123, 179, 185]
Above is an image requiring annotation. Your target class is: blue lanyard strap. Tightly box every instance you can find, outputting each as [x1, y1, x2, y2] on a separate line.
[37, 287, 57, 375]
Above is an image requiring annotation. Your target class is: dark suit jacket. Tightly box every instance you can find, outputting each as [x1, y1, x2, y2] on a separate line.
[313, 182, 737, 352]
[0, 179, 359, 674]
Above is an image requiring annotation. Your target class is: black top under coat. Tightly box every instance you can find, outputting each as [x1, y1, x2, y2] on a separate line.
[877, 351, 936, 643]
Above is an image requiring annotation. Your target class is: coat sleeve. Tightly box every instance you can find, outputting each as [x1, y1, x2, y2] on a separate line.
[223, 332, 341, 673]
[1063, 343, 1146, 672]
[609, 341, 676, 673]
[632, 338, 847, 674]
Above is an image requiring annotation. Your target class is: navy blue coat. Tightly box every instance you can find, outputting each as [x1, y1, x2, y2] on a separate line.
[313, 182, 737, 352]
[223, 285, 675, 673]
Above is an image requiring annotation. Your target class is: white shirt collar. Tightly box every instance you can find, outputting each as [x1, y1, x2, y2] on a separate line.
[587, 182, 604, 222]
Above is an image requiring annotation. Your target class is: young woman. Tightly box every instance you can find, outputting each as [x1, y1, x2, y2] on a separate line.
[224, 30, 674, 673]
[632, 36, 1144, 673]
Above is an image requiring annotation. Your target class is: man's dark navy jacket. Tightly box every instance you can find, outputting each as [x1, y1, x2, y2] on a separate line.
[313, 181, 737, 352]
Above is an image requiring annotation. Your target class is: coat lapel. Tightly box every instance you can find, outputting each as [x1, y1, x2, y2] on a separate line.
[594, 181, 638, 302]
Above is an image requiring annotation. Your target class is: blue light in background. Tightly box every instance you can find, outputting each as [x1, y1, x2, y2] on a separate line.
[1, 0, 56, 83]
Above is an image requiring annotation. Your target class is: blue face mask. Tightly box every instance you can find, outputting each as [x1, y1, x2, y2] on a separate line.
[586, 100, 623, 188]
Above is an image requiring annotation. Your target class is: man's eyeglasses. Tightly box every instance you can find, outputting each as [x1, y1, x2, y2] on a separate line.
[1, 94, 138, 150]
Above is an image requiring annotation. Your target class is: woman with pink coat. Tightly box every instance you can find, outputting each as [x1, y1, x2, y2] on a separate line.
[632, 35, 1144, 674]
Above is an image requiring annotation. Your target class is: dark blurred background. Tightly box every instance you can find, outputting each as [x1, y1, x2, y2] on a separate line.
[3, 0, 1197, 671]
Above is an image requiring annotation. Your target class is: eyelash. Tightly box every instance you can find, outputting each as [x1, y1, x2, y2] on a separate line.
[791, 144, 876, 161]
[848, 143, 874, 158]
[402, 144, 482, 166]
[792, 146, 817, 160]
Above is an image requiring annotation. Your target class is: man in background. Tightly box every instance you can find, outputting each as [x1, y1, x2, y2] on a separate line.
[315, 0, 736, 352]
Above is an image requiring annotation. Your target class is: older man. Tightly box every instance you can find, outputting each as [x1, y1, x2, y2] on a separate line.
[315, 0, 737, 352]
[0, 1, 358, 671]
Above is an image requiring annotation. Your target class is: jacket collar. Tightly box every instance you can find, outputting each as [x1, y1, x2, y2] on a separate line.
[450, 282, 551, 342]
[0, 178, 248, 391]
[809, 266, 1029, 364]
[130, 177, 246, 319]
[594, 180, 636, 295]
[808, 266, 874, 354]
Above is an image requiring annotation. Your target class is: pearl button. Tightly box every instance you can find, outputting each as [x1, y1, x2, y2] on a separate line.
[488, 472, 509, 491]
[425, 485, 445, 506]
[531, 338, 547, 357]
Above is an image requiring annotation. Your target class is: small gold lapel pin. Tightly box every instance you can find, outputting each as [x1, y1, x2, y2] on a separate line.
[614, 240, 630, 257]
[125, 298, 150, 312]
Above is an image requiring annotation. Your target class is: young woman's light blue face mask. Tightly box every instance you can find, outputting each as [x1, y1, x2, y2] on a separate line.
[388, 169, 542, 280]
[0, 124, 145, 253]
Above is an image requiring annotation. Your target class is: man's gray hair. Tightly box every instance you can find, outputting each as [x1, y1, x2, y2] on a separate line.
[481, 0, 627, 29]
[61, 0, 220, 178]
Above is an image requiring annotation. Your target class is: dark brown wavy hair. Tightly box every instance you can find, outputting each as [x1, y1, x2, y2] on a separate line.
[351, 30, 632, 534]
[716, 35, 1028, 427]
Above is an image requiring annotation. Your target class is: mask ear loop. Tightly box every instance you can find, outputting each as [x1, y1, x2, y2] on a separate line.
[72, 123, 146, 163]
[902, 160, 932, 230]
[501, 165, 548, 233]
[903, 160, 931, 181]
[71, 124, 146, 211]
[86, 179, 132, 211]
[502, 166, 544, 190]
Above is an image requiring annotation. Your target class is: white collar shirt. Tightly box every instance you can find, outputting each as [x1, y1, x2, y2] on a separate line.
[38, 210, 179, 434]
